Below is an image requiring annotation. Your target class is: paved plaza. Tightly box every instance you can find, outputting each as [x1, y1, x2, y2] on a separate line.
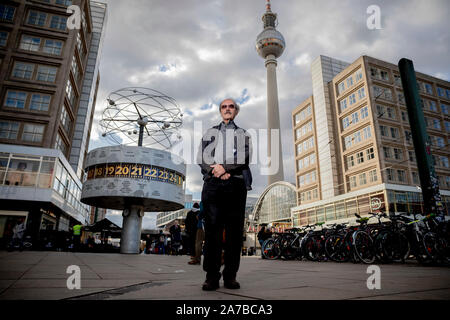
[0, 251, 449, 300]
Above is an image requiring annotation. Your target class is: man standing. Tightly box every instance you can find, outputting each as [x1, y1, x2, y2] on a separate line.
[72, 223, 82, 252]
[185, 203, 200, 263]
[169, 220, 182, 255]
[197, 98, 252, 291]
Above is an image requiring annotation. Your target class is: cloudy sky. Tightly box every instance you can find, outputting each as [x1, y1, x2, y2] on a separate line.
[88, 0, 450, 228]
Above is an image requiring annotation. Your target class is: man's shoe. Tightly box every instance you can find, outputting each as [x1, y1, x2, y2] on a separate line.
[188, 260, 200, 265]
[223, 279, 240, 289]
[202, 279, 219, 291]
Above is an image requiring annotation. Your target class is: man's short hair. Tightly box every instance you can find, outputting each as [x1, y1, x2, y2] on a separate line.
[193, 202, 200, 209]
[219, 98, 240, 115]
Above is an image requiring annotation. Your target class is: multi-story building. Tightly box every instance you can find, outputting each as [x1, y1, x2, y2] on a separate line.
[291, 55, 450, 226]
[0, 0, 107, 246]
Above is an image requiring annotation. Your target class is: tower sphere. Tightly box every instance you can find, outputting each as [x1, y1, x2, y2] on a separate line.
[256, 27, 285, 59]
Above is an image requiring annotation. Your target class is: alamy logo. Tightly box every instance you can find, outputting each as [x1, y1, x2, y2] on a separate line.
[366, 5, 382, 30]
[67, 5, 81, 30]
[66, 265, 81, 290]
[366, 265, 381, 290]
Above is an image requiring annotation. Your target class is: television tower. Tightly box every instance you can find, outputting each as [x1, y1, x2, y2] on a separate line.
[256, 0, 285, 185]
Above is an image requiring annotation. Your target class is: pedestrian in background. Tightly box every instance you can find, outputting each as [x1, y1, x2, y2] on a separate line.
[190, 202, 205, 265]
[185, 203, 200, 263]
[169, 220, 182, 255]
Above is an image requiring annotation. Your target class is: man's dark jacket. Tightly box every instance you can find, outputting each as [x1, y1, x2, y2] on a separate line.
[197, 120, 252, 190]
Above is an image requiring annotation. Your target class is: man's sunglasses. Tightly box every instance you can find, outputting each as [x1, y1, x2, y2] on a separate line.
[221, 104, 235, 109]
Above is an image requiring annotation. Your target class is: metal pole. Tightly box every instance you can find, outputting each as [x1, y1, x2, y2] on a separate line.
[398, 58, 445, 217]
[138, 124, 144, 147]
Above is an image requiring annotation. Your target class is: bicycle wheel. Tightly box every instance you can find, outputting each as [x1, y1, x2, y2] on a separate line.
[381, 232, 410, 263]
[422, 232, 447, 262]
[353, 231, 375, 264]
[302, 236, 320, 261]
[325, 235, 347, 262]
[280, 235, 296, 260]
[262, 239, 281, 260]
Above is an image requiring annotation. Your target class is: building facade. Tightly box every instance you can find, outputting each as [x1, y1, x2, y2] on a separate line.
[292, 55, 450, 226]
[0, 0, 107, 247]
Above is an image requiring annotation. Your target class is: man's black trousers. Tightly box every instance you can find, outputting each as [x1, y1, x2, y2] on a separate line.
[201, 177, 247, 281]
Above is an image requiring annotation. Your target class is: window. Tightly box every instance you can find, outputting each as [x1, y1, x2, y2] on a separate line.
[356, 151, 364, 164]
[425, 83, 433, 95]
[296, 143, 302, 155]
[12, 62, 34, 80]
[347, 77, 353, 88]
[412, 172, 419, 184]
[55, 0, 72, 5]
[359, 173, 367, 185]
[390, 127, 399, 138]
[19, 35, 41, 51]
[50, 15, 67, 31]
[55, 132, 68, 156]
[376, 104, 384, 118]
[380, 70, 389, 81]
[408, 151, 416, 163]
[338, 82, 345, 95]
[401, 111, 408, 122]
[373, 85, 392, 101]
[366, 147, 374, 160]
[445, 121, 450, 133]
[43, 39, 63, 55]
[393, 148, 403, 160]
[340, 99, 347, 112]
[441, 104, 449, 115]
[22, 123, 45, 143]
[397, 92, 405, 104]
[350, 176, 357, 188]
[360, 106, 369, 119]
[363, 126, 371, 139]
[432, 119, 441, 130]
[36, 65, 57, 82]
[76, 32, 85, 60]
[65, 79, 76, 106]
[347, 155, 354, 169]
[435, 137, 445, 148]
[394, 74, 402, 86]
[397, 170, 406, 183]
[386, 168, 394, 181]
[386, 107, 395, 119]
[0, 4, 15, 22]
[354, 131, 362, 144]
[351, 112, 359, 125]
[5, 91, 27, 109]
[60, 104, 72, 133]
[383, 147, 391, 159]
[30, 94, 50, 112]
[0, 121, 19, 140]
[405, 130, 412, 144]
[27, 11, 47, 27]
[437, 87, 445, 97]
[358, 87, 365, 100]
[441, 156, 449, 168]
[369, 169, 377, 182]
[349, 94, 356, 105]
[380, 125, 388, 137]
[297, 159, 303, 170]
[355, 69, 363, 82]
[344, 136, 352, 149]
[0, 31, 8, 46]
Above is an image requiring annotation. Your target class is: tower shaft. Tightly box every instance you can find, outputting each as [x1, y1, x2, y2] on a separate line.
[266, 55, 284, 185]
